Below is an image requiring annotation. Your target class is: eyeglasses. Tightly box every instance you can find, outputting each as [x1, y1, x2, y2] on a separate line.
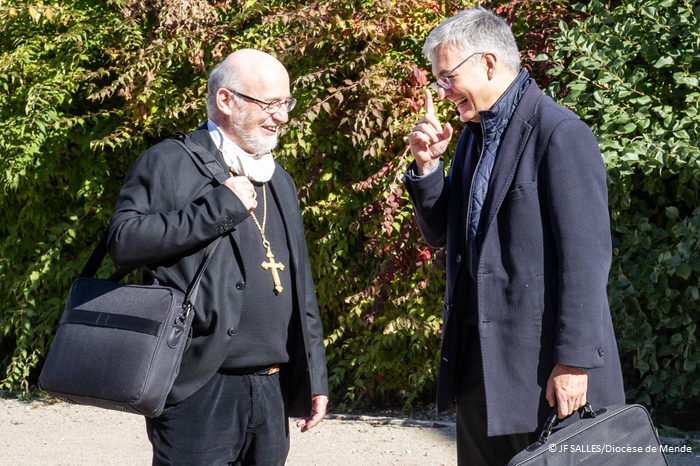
[429, 52, 484, 92]
[224, 88, 297, 114]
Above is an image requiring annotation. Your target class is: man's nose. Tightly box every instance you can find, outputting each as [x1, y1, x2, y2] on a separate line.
[436, 86, 450, 101]
[271, 107, 289, 123]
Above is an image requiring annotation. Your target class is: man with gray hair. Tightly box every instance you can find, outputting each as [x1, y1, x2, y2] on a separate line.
[108, 49, 328, 465]
[403, 8, 624, 465]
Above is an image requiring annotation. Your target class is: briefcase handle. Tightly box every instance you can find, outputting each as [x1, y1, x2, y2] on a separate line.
[537, 401, 596, 445]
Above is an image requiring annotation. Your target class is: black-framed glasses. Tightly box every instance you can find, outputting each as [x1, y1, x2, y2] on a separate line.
[429, 52, 484, 92]
[225, 88, 297, 114]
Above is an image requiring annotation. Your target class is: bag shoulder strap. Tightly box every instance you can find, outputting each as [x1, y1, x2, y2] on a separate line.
[80, 130, 230, 301]
[171, 131, 229, 185]
[79, 230, 116, 280]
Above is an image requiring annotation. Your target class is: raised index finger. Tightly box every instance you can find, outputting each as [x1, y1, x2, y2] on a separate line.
[424, 88, 435, 116]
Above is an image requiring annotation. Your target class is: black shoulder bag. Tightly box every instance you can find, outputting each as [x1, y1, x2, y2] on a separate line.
[39, 133, 229, 417]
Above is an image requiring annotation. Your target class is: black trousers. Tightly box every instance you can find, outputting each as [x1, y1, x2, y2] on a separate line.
[456, 325, 538, 466]
[146, 371, 289, 466]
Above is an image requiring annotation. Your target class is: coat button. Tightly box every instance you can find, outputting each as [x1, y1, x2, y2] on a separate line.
[598, 348, 605, 357]
[235, 281, 245, 290]
[227, 327, 237, 336]
[456, 254, 462, 264]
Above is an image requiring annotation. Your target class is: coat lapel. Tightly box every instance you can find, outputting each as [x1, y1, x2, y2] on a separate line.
[267, 165, 301, 274]
[445, 132, 470, 301]
[480, 84, 540, 236]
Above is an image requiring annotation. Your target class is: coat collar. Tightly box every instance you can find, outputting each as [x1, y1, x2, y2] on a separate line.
[189, 125, 230, 175]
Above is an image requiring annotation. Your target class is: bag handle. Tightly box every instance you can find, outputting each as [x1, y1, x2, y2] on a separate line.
[80, 230, 222, 299]
[537, 401, 596, 445]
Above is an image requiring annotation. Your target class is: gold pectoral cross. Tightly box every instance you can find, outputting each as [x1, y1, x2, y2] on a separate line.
[262, 250, 285, 294]
[249, 184, 285, 294]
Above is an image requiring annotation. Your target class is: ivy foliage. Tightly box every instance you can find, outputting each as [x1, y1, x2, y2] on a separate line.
[546, 0, 700, 421]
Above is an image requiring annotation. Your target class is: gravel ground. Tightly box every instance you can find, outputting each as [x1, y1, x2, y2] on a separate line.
[1, 398, 698, 465]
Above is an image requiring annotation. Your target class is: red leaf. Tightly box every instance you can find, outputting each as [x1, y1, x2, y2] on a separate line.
[410, 66, 429, 87]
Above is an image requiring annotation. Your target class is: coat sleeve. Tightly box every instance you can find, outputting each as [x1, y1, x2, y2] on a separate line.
[403, 159, 451, 248]
[544, 117, 612, 369]
[107, 139, 250, 266]
[276, 170, 329, 404]
[299, 224, 329, 396]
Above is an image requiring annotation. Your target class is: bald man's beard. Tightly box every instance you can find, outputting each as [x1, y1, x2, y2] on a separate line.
[229, 107, 279, 155]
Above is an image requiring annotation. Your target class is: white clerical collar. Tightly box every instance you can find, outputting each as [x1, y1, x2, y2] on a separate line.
[206, 119, 275, 183]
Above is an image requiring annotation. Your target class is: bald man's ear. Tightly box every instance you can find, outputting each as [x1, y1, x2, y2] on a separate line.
[216, 88, 235, 115]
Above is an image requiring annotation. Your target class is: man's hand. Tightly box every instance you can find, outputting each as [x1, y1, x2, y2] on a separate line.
[407, 89, 454, 175]
[224, 175, 257, 212]
[546, 364, 588, 419]
[296, 394, 328, 433]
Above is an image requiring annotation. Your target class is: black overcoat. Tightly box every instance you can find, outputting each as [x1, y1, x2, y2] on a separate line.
[404, 80, 625, 436]
[107, 127, 328, 417]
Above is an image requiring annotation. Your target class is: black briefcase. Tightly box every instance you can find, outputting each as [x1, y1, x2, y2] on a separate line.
[507, 403, 669, 465]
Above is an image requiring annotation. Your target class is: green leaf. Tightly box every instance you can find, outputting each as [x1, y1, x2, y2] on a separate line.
[670, 333, 684, 346]
[653, 56, 674, 68]
[683, 359, 696, 372]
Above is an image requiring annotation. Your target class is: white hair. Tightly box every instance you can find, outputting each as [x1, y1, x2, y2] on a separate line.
[423, 7, 521, 74]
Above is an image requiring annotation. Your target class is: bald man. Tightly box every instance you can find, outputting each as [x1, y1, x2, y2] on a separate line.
[108, 49, 329, 465]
